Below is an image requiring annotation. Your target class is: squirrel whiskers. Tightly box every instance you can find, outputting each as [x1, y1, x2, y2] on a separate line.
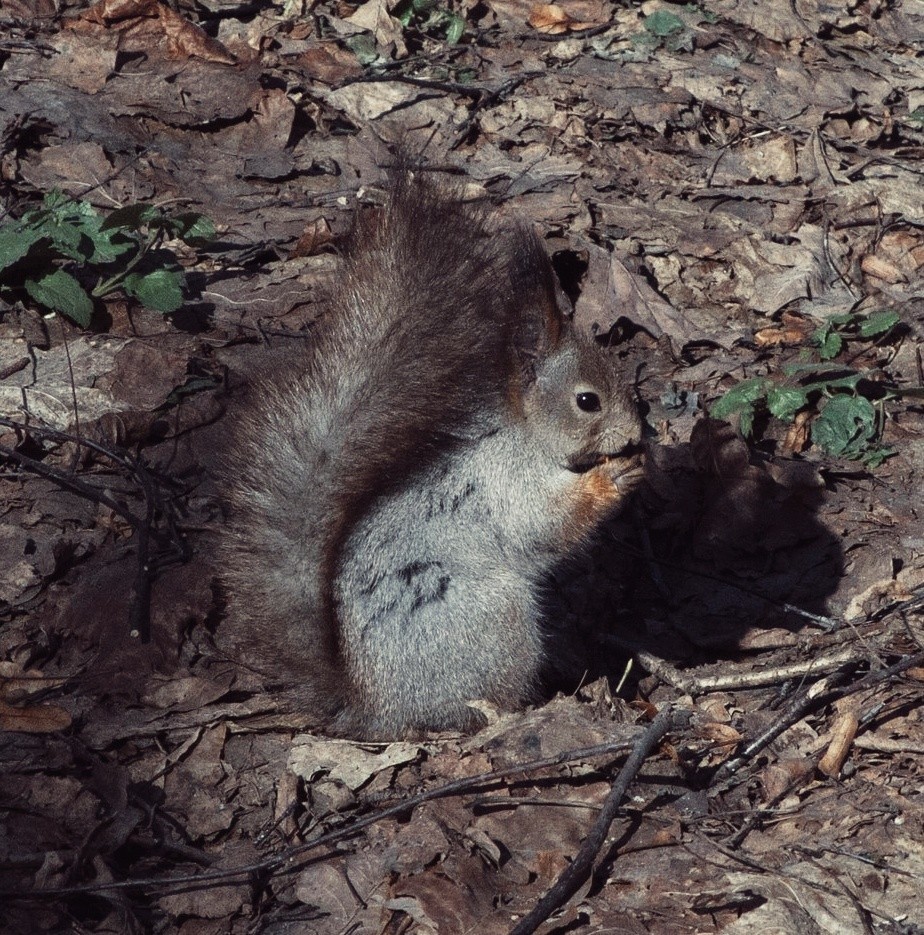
[221, 171, 644, 739]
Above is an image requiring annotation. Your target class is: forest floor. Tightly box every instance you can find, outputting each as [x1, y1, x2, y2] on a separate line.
[1, 0, 923, 932]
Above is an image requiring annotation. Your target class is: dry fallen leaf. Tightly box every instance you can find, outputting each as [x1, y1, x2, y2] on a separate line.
[781, 409, 812, 454]
[861, 253, 906, 284]
[291, 217, 335, 259]
[528, 3, 596, 33]
[76, 0, 237, 63]
[754, 311, 812, 347]
[0, 699, 72, 733]
[288, 737, 423, 791]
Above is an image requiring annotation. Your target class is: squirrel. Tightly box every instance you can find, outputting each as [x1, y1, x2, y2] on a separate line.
[220, 168, 645, 739]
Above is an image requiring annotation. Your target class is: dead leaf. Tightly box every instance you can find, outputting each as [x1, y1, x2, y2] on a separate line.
[781, 409, 812, 454]
[291, 217, 335, 258]
[528, 3, 595, 33]
[574, 243, 710, 344]
[760, 757, 815, 802]
[24, 141, 115, 198]
[298, 43, 364, 85]
[862, 253, 906, 284]
[347, 0, 407, 55]
[45, 30, 118, 93]
[754, 312, 812, 347]
[0, 700, 72, 732]
[77, 0, 237, 64]
[288, 737, 423, 791]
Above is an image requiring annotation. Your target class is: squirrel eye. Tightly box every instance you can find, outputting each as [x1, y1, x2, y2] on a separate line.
[575, 391, 601, 413]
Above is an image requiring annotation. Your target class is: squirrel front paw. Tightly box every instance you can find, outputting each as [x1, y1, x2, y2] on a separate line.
[599, 451, 646, 495]
[564, 452, 644, 540]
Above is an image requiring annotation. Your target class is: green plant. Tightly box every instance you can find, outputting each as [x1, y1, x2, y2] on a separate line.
[0, 191, 215, 326]
[711, 310, 906, 467]
[628, 5, 717, 55]
[393, 0, 465, 44]
[812, 308, 900, 359]
[906, 106, 924, 130]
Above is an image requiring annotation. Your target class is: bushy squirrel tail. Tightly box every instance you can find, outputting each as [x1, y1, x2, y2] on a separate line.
[221, 169, 558, 716]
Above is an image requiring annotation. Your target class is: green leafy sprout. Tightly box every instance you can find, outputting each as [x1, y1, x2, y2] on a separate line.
[632, 4, 715, 54]
[813, 309, 900, 360]
[711, 309, 906, 467]
[0, 190, 215, 327]
[393, 0, 465, 45]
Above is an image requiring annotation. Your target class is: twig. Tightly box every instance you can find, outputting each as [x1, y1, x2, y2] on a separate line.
[508, 704, 691, 935]
[1, 735, 642, 899]
[0, 417, 190, 642]
[0, 441, 137, 526]
[336, 71, 485, 99]
[718, 661, 922, 851]
[58, 320, 82, 454]
[711, 649, 924, 788]
[631, 645, 867, 695]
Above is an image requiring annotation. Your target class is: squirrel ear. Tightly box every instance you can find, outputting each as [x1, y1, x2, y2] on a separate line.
[509, 225, 566, 380]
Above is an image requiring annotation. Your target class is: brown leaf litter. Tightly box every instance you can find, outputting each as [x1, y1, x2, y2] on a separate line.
[1, 0, 922, 932]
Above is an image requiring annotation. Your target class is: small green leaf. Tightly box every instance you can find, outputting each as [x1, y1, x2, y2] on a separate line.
[767, 386, 807, 422]
[43, 218, 90, 260]
[643, 10, 685, 36]
[91, 228, 137, 263]
[861, 446, 895, 468]
[858, 310, 899, 338]
[907, 107, 924, 129]
[738, 407, 756, 438]
[170, 213, 217, 245]
[817, 330, 843, 360]
[829, 312, 856, 326]
[711, 376, 772, 419]
[391, 0, 415, 20]
[811, 322, 830, 342]
[711, 376, 772, 437]
[444, 12, 465, 44]
[40, 190, 71, 211]
[0, 223, 43, 270]
[811, 395, 877, 459]
[25, 269, 94, 326]
[123, 268, 184, 312]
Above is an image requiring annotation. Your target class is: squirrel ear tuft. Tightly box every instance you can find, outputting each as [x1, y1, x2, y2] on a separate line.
[509, 224, 566, 380]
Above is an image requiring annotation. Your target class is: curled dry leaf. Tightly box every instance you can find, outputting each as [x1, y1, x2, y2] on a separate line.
[782, 409, 812, 454]
[291, 217, 335, 259]
[288, 737, 423, 792]
[695, 721, 743, 766]
[754, 311, 812, 347]
[761, 757, 815, 802]
[528, 3, 596, 33]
